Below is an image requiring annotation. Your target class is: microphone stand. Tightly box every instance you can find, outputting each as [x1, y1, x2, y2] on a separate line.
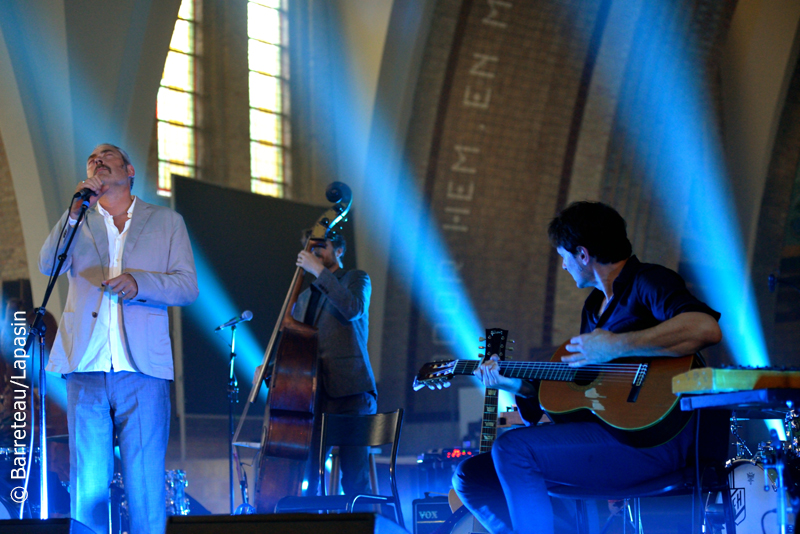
[226, 324, 255, 515]
[22, 198, 91, 520]
[227, 324, 238, 515]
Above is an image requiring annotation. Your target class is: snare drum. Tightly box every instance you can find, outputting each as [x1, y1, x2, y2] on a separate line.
[719, 459, 795, 533]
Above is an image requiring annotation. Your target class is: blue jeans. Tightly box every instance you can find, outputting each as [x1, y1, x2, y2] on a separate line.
[66, 372, 170, 534]
[453, 420, 694, 534]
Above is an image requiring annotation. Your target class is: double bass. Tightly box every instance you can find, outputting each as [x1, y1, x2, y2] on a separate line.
[238, 182, 353, 513]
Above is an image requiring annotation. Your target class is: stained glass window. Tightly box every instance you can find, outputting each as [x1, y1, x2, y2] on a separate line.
[157, 0, 199, 196]
[248, 0, 290, 197]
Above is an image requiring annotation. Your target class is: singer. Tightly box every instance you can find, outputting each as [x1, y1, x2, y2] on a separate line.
[38, 143, 198, 534]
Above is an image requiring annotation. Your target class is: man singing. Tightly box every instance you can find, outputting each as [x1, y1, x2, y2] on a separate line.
[453, 201, 722, 534]
[39, 144, 198, 534]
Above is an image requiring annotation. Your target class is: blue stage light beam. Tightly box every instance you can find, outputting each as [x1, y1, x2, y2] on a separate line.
[600, 1, 769, 369]
[184, 246, 268, 403]
[43, 371, 68, 413]
[305, 18, 486, 369]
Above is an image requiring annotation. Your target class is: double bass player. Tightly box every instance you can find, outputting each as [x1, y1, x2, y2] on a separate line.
[252, 225, 377, 509]
[293, 231, 377, 498]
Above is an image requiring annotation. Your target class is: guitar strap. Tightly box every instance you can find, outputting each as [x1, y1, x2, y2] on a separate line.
[591, 292, 620, 331]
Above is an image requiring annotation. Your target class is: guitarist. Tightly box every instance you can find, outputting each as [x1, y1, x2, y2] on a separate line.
[452, 201, 722, 534]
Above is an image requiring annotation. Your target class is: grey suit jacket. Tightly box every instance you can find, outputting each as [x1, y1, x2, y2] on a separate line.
[292, 268, 376, 398]
[39, 199, 198, 380]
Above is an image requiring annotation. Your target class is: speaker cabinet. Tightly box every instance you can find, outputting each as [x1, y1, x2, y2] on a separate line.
[166, 512, 407, 534]
[0, 518, 95, 533]
[412, 496, 452, 534]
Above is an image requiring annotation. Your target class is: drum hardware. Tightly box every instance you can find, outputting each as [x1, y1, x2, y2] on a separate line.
[703, 411, 800, 533]
[165, 470, 190, 516]
[731, 413, 753, 459]
[786, 410, 800, 454]
[707, 459, 795, 533]
[708, 437, 798, 533]
[762, 430, 794, 534]
[679, 390, 800, 532]
[110, 469, 191, 533]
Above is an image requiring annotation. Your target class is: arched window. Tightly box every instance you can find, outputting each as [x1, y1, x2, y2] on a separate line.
[156, 0, 200, 196]
[248, 0, 290, 197]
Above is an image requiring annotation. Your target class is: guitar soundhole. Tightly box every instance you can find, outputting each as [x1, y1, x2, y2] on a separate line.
[572, 369, 599, 387]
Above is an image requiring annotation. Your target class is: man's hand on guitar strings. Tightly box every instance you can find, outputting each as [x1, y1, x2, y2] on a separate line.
[475, 354, 522, 393]
[562, 329, 619, 367]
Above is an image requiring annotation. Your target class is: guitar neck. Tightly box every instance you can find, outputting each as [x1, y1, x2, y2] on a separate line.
[476, 328, 508, 454]
[452, 360, 644, 384]
[479, 388, 499, 453]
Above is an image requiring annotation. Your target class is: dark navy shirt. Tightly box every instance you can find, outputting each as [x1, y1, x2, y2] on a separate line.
[515, 255, 719, 427]
[580, 255, 720, 335]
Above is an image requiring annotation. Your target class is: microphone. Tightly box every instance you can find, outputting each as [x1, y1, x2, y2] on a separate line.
[214, 310, 253, 331]
[73, 188, 97, 201]
[769, 274, 777, 293]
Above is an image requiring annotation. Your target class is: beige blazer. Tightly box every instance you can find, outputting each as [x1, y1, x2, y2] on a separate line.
[39, 199, 198, 380]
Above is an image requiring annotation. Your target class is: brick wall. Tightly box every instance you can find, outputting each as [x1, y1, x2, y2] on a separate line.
[0, 133, 28, 285]
[752, 52, 800, 366]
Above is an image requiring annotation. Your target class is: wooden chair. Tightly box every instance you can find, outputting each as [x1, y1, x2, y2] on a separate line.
[275, 409, 405, 527]
[326, 445, 381, 498]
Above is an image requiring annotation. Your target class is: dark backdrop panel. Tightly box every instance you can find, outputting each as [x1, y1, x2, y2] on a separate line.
[174, 177, 356, 415]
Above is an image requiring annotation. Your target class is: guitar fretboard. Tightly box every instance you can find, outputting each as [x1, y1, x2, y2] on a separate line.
[479, 388, 498, 454]
[452, 360, 647, 384]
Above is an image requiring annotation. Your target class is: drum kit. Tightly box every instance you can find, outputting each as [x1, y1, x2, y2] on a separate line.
[110, 469, 191, 533]
[0, 444, 190, 531]
[706, 411, 800, 533]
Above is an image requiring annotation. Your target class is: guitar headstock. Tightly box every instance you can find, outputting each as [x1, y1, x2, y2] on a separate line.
[481, 328, 510, 363]
[412, 360, 457, 391]
[412, 328, 514, 392]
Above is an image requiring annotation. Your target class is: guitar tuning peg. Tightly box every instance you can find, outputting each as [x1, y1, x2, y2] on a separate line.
[510, 339, 515, 343]
[507, 347, 515, 352]
[479, 337, 486, 342]
[478, 346, 485, 350]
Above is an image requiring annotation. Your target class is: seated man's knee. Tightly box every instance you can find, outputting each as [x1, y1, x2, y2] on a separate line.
[453, 453, 494, 495]
[491, 428, 519, 460]
[452, 455, 476, 493]
[491, 428, 538, 474]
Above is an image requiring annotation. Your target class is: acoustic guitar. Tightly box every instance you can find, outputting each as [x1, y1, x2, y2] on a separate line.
[414, 340, 700, 447]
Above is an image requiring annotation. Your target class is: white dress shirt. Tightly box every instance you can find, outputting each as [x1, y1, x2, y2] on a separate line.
[70, 198, 139, 373]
